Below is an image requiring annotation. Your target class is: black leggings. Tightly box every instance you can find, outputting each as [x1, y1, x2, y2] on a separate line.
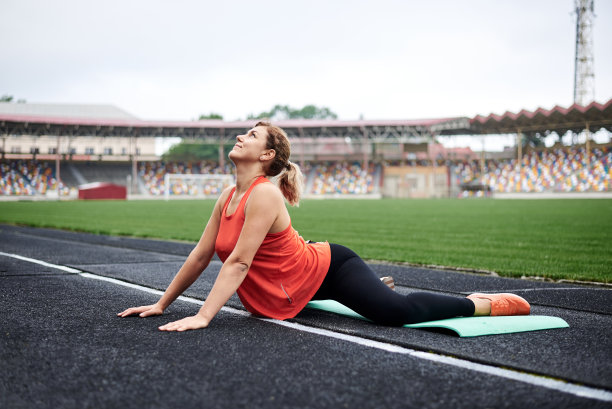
[311, 244, 475, 326]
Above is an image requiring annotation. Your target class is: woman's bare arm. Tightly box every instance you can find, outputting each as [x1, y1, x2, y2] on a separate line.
[117, 189, 229, 318]
[158, 183, 284, 331]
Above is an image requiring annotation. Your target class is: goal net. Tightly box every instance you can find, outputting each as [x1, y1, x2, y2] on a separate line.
[164, 173, 234, 200]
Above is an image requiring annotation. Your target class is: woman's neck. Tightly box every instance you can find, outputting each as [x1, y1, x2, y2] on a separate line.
[234, 163, 266, 195]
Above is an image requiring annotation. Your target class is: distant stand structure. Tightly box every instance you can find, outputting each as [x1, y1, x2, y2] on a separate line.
[573, 0, 595, 106]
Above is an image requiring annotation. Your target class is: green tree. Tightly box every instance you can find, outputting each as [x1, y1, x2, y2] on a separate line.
[162, 142, 234, 162]
[296, 104, 337, 119]
[198, 112, 223, 120]
[521, 132, 546, 148]
[248, 104, 337, 120]
[1, 95, 14, 102]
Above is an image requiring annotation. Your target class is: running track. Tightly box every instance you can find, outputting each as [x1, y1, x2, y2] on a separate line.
[1, 224, 611, 408]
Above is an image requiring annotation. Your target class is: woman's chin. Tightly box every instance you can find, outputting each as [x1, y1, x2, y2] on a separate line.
[228, 150, 241, 163]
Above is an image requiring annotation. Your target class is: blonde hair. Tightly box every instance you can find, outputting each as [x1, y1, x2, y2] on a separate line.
[256, 121, 304, 206]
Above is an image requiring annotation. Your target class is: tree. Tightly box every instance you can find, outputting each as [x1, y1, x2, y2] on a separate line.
[521, 132, 546, 148]
[297, 104, 337, 119]
[0, 95, 26, 103]
[162, 141, 233, 162]
[247, 104, 337, 120]
[198, 113, 223, 120]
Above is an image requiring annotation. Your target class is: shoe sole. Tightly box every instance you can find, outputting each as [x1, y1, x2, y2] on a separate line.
[381, 276, 395, 291]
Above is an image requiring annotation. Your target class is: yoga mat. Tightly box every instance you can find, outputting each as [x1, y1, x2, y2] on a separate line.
[306, 300, 569, 337]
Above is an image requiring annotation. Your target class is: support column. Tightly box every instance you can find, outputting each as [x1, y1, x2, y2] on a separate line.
[361, 126, 369, 170]
[516, 129, 522, 192]
[480, 135, 486, 177]
[298, 127, 305, 169]
[56, 132, 61, 200]
[132, 132, 138, 195]
[218, 143, 225, 168]
[448, 135, 456, 198]
[218, 128, 225, 169]
[585, 122, 591, 170]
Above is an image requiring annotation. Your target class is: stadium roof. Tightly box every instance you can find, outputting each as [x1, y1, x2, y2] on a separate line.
[0, 103, 138, 120]
[1, 98, 610, 140]
[470, 98, 612, 135]
[0, 106, 470, 141]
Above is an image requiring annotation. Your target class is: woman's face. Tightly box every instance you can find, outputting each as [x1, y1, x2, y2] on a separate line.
[229, 125, 271, 163]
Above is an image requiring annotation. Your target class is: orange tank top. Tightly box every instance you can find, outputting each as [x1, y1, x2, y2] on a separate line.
[214, 176, 331, 320]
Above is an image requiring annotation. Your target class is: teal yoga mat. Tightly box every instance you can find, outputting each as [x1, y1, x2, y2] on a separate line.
[306, 300, 569, 337]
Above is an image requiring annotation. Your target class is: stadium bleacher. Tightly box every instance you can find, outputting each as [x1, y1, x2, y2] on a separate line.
[140, 160, 379, 197]
[0, 160, 70, 196]
[74, 162, 133, 186]
[309, 161, 377, 195]
[139, 161, 233, 196]
[0, 159, 380, 197]
[0, 160, 129, 197]
[453, 146, 611, 196]
[2, 146, 610, 198]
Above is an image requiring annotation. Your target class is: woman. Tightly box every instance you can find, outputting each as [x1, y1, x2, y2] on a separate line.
[118, 122, 530, 331]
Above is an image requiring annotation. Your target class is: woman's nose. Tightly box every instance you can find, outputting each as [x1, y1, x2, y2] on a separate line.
[236, 134, 244, 142]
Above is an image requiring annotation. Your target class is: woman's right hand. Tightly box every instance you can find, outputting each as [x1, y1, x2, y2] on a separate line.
[117, 303, 164, 318]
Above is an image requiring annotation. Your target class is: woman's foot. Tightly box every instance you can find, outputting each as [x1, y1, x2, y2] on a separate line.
[467, 293, 530, 316]
[380, 276, 395, 291]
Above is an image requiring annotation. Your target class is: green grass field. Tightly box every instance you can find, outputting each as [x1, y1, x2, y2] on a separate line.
[1, 198, 611, 283]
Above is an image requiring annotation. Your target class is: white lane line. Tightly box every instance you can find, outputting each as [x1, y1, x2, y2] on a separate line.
[0, 251, 82, 273]
[467, 287, 611, 292]
[2, 251, 612, 403]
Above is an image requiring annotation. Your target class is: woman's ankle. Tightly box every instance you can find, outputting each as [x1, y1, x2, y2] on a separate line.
[468, 296, 491, 316]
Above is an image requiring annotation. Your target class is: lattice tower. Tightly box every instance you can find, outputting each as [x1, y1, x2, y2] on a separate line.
[573, 0, 595, 106]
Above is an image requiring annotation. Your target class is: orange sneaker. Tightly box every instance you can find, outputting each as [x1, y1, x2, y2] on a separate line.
[467, 293, 530, 316]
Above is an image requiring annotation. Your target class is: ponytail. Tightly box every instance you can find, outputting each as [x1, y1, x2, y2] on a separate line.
[278, 161, 304, 207]
[256, 121, 304, 206]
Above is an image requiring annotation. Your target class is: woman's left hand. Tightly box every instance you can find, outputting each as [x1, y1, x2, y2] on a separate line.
[158, 314, 210, 332]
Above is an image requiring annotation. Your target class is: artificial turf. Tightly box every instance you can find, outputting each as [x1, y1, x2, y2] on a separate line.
[0, 198, 610, 283]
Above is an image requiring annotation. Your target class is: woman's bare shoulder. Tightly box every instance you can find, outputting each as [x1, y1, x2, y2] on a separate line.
[248, 181, 284, 207]
[253, 181, 283, 197]
[214, 185, 235, 209]
[220, 184, 236, 198]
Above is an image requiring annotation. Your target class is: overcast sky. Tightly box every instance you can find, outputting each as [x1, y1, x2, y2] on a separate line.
[1, 0, 611, 126]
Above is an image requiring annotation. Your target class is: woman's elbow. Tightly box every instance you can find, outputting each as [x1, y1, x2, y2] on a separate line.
[190, 248, 213, 268]
[225, 257, 251, 277]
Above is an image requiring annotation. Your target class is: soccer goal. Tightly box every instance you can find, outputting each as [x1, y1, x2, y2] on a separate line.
[164, 173, 234, 200]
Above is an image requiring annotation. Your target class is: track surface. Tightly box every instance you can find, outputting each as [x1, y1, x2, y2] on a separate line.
[1, 224, 611, 409]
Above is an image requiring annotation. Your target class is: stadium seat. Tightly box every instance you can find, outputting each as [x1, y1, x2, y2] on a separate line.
[452, 146, 611, 196]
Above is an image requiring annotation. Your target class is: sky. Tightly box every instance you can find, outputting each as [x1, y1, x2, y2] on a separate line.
[1, 0, 611, 151]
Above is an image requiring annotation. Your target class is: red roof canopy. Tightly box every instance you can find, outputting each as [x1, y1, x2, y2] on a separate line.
[0, 112, 470, 139]
[470, 98, 612, 134]
[0, 113, 459, 130]
[1, 99, 610, 138]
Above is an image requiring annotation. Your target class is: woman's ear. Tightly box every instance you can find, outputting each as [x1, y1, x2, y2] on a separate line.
[260, 149, 276, 161]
